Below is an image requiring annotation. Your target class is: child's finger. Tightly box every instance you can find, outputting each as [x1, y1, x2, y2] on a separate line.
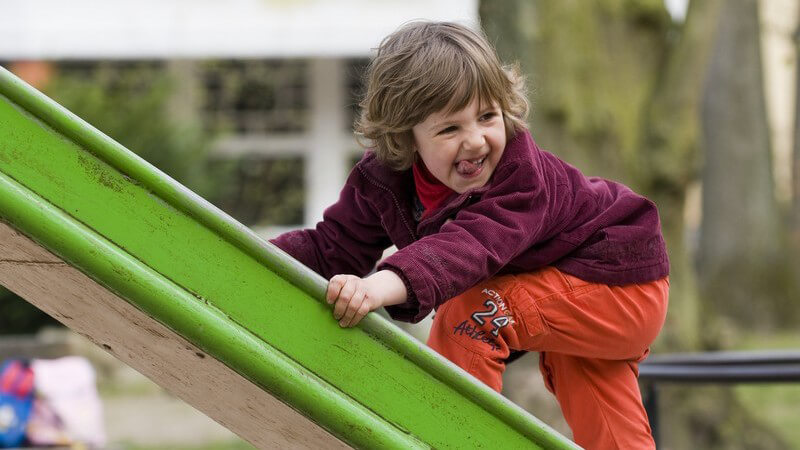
[333, 297, 348, 320]
[346, 300, 372, 328]
[339, 289, 365, 327]
[332, 279, 356, 319]
[326, 276, 345, 304]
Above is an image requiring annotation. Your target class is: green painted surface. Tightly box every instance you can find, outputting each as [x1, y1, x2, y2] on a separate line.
[0, 66, 579, 449]
[0, 170, 425, 450]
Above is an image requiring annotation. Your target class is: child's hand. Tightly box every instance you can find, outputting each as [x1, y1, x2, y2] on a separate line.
[326, 270, 408, 327]
[326, 275, 379, 327]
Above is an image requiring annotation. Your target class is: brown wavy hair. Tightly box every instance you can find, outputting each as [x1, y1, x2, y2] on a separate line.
[355, 21, 529, 171]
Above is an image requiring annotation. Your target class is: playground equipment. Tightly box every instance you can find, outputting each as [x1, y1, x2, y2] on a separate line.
[0, 66, 577, 449]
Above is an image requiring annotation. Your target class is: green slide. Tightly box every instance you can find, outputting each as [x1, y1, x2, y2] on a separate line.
[0, 66, 578, 449]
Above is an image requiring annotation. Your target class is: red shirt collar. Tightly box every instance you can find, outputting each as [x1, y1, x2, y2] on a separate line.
[412, 159, 455, 218]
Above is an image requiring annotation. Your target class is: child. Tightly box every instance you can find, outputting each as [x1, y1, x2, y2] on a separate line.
[271, 21, 669, 450]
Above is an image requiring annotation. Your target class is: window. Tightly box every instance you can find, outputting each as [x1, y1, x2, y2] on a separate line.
[201, 60, 309, 134]
[207, 156, 304, 227]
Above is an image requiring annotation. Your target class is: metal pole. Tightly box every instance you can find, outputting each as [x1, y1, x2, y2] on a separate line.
[643, 382, 659, 447]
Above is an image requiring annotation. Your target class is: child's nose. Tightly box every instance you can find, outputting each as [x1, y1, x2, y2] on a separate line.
[462, 127, 486, 150]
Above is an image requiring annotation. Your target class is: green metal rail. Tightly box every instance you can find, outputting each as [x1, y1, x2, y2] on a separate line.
[0, 65, 578, 449]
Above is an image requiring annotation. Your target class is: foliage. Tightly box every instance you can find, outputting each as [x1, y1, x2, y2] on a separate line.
[0, 286, 59, 335]
[124, 441, 253, 450]
[697, 0, 800, 329]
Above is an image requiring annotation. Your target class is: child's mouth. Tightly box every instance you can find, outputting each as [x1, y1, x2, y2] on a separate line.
[456, 156, 486, 177]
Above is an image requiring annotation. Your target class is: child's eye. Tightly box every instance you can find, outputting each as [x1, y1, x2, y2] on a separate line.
[438, 126, 458, 135]
[480, 112, 498, 121]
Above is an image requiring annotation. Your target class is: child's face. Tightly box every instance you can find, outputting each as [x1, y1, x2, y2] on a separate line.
[412, 98, 507, 194]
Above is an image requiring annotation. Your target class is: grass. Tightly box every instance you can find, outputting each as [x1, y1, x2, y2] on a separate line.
[732, 331, 800, 448]
[123, 441, 253, 450]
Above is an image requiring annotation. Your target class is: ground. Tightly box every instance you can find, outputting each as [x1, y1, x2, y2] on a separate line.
[101, 366, 250, 449]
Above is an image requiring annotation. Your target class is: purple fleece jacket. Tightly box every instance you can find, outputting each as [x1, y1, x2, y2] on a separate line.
[270, 130, 669, 323]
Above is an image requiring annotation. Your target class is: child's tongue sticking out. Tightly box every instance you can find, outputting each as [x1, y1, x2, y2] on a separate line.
[456, 158, 482, 176]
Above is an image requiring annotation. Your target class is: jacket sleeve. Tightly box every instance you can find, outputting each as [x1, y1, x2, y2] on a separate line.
[270, 170, 392, 280]
[379, 158, 567, 323]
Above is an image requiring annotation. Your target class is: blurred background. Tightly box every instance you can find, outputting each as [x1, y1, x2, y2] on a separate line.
[1, 0, 799, 448]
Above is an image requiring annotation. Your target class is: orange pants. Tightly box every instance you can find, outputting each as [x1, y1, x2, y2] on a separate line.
[427, 267, 668, 450]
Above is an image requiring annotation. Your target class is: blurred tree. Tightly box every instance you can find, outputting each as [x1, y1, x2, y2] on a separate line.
[793, 6, 800, 244]
[638, 0, 721, 350]
[699, 0, 800, 331]
[0, 286, 59, 335]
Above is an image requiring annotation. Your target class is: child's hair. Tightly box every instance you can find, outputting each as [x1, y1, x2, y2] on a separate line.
[355, 21, 529, 171]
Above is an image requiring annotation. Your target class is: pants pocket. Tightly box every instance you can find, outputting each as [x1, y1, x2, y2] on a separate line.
[509, 283, 550, 346]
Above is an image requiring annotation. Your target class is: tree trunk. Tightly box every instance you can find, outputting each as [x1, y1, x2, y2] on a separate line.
[490, 0, 671, 190]
[639, 0, 722, 351]
[793, 6, 800, 242]
[699, 0, 799, 330]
